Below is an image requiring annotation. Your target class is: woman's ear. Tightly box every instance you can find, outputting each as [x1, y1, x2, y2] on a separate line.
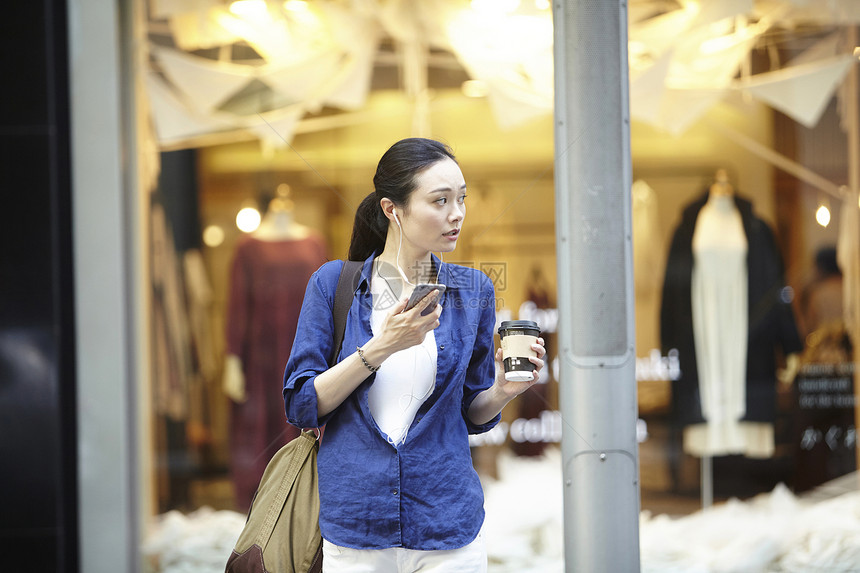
[380, 198, 397, 222]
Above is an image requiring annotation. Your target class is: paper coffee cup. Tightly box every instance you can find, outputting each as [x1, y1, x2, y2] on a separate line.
[498, 320, 541, 382]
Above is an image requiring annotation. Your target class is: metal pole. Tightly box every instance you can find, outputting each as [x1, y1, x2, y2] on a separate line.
[70, 0, 142, 570]
[701, 455, 713, 509]
[553, 1, 641, 571]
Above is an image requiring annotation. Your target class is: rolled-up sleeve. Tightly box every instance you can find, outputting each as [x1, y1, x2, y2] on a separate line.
[283, 263, 338, 428]
[461, 272, 500, 434]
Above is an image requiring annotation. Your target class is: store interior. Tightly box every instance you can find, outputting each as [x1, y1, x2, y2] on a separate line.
[138, 0, 860, 570]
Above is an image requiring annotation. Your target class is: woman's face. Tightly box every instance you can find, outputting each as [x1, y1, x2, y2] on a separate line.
[398, 157, 467, 254]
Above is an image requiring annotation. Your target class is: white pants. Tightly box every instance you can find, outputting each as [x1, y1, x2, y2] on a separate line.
[321, 530, 487, 573]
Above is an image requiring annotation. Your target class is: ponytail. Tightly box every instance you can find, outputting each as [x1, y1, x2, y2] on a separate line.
[348, 192, 387, 261]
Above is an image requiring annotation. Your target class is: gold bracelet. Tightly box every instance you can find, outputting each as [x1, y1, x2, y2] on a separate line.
[356, 345, 380, 373]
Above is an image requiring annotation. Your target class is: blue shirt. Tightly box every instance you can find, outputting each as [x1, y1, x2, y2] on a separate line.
[282, 254, 500, 550]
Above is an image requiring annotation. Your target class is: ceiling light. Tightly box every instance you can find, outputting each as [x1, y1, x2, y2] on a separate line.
[815, 204, 831, 228]
[202, 225, 225, 248]
[236, 207, 262, 233]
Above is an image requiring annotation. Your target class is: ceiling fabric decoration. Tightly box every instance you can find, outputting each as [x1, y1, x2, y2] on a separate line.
[258, 51, 345, 107]
[653, 88, 729, 135]
[313, 1, 379, 110]
[737, 55, 855, 128]
[145, 0, 860, 149]
[441, 3, 554, 129]
[245, 105, 306, 149]
[630, 48, 673, 126]
[146, 73, 235, 145]
[152, 46, 255, 112]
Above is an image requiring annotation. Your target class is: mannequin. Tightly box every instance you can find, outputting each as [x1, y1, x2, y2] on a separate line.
[660, 170, 803, 500]
[223, 184, 312, 401]
[686, 169, 773, 459]
[250, 183, 312, 242]
[223, 183, 327, 510]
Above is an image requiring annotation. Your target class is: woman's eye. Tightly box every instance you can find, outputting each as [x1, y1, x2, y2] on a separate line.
[458, 194, 467, 204]
[436, 197, 447, 205]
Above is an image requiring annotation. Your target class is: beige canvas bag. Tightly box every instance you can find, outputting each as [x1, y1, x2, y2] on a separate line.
[225, 429, 323, 573]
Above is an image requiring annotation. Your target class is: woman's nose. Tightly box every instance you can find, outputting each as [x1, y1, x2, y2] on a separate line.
[450, 204, 464, 222]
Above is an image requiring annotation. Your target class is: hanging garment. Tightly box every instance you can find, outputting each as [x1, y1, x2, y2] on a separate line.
[660, 192, 803, 436]
[151, 202, 193, 420]
[226, 234, 328, 511]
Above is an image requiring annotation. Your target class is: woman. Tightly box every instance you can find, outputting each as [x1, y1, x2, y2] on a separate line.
[283, 138, 546, 572]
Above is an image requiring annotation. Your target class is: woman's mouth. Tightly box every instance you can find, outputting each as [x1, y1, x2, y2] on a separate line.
[444, 229, 460, 240]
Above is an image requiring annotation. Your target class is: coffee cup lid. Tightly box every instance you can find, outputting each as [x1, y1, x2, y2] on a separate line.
[498, 320, 540, 335]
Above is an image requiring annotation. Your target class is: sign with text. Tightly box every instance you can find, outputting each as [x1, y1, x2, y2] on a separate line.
[793, 362, 856, 492]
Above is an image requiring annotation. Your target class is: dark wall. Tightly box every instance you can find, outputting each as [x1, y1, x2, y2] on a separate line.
[0, 1, 77, 571]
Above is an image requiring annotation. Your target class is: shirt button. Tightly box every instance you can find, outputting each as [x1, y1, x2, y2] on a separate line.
[393, 489, 399, 496]
[439, 344, 445, 350]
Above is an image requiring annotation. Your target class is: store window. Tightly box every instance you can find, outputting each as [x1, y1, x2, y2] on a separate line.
[138, 2, 860, 572]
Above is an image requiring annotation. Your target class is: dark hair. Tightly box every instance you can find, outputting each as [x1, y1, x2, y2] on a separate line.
[347, 138, 457, 261]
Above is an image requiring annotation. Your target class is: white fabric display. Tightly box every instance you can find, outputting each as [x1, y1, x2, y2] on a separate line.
[685, 194, 773, 458]
[368, 273, 437, 446]
[143, 454, 860, 572]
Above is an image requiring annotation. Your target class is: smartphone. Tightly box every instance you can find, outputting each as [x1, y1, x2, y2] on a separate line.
[405, 283, 447, 316]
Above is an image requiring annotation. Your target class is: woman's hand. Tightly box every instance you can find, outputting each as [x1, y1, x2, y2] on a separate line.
[370, 289, 443, 357]
[468, 337, 547, 426]
[314, 289, 442, 417]
[493, 337, 547, 399]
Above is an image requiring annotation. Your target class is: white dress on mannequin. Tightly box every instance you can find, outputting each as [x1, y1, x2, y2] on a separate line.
[684, 193, 774, 458]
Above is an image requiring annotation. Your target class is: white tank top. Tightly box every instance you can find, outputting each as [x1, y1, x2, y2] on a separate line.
[367, 272, 437, 446]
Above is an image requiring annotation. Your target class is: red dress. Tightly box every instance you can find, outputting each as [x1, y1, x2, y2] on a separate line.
[225, 234, 327, 511]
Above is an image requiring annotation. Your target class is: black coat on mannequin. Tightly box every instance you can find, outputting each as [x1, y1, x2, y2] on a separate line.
[660, 192, 803, 427]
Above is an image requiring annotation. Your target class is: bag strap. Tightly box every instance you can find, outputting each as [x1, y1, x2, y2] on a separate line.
[329, 260, 363, 367]
[255, 430, 317, 548]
